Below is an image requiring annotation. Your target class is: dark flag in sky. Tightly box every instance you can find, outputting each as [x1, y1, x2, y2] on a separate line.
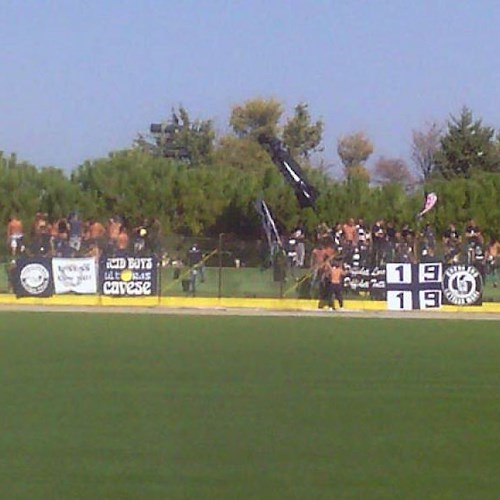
[259, 137, 318, 209]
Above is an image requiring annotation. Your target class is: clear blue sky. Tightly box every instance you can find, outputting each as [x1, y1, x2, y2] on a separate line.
[1, 0, 498, 173]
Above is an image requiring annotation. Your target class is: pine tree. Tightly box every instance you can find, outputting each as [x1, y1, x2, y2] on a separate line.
[435, 107, 499, 179]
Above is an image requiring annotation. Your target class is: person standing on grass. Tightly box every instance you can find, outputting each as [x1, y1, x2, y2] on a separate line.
[486, 236, 499, 288]
[317, 255, 331, 309]
[309, 242, 325, 298]
[327, 258, 345, 311]
[187, 243, 204, 290]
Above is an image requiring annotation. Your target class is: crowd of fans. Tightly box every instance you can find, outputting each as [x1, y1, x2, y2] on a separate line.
[284, 218, 498, 287]
[6, 212, 162, 261]
[6, 212, 499, 291]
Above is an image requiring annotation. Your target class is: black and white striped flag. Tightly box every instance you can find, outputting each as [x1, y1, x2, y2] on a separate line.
[260, 137, 318, 209]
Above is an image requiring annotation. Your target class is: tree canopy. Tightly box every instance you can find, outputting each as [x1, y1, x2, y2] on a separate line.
[435, 107, 499, 179]
[1, 102, 499, 245]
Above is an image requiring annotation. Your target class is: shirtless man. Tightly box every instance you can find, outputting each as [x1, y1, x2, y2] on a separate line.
[7, 215, 23, 256]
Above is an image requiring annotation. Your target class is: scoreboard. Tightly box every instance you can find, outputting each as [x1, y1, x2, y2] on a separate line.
[386, 263, 442, 310]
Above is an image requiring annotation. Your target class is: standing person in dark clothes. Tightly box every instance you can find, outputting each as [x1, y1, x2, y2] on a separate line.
[68, 212, 83, 254]
[385, 221, 397, 262]
[187, 243, 204, 295]
[326, 258, 345, 311]
[371, 219, 386, 267]
[148, 217, 162, 257]
[317, 255, 331, 309]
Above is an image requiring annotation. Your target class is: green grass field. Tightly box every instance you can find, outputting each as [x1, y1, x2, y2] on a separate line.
[0, 312, 498, 499]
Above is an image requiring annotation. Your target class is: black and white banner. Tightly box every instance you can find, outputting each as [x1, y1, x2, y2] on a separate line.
[386, 262, 442, 310]
[443, 265, 483, 306]
[13, 257, 54, 298]
[260, 137, 318, 209]
[100, 256, 158, 296]
[52, 257, 97, 294]
[255, 199, 282, 251]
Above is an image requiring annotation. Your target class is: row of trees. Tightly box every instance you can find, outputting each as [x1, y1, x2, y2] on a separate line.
[139, 101, 499, 182]
[1, 101, 499, 242]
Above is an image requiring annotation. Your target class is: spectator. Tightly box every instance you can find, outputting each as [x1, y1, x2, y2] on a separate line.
[57, 217, 69, 240]
[52, 218, 70, 257]
[325, 258, 345, 311]
[371, 219, 386, 267]
[401, 223, 415, 242]
[356, 218, 371, 267]
[316, 222, 331, 243]
[395, 232, 416, 263]
[421, 223, 436, 252]
[323, 241, 336, 263]
[332, 223, 344, 253]
[464, 219, 483, 265]
[107, 217, 121, 253]
[292, 225, 306, 268]
[471, 241, 486, 278]
[116, 225, 129, 256]
[385, 220, 397, 262]
[486, 237, 499, 288]
[342, 218, 358, 250]
[31, 222, 52, 256]
[465, 219, 483, 245]
[68, 212, 82, 254]
[148, 217, 162, 257]
[356, 218, 369, 245]
[443, 223, 461, 263]
[309, 242, 325, 298]
[133, 219, 148, 255]
[187, 243, 204, 295]
[7, 214, 24, 257]
[49, 218, 59, 241]
[317, 255, 331, 309]
[89, 218, 106, 250]
[32, 212, 48, 237]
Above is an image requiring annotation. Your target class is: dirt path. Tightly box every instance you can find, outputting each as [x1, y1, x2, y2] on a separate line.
[0, 304, 498, 321]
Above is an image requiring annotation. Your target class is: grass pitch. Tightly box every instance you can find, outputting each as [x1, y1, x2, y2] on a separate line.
[0, 313, 498, 499]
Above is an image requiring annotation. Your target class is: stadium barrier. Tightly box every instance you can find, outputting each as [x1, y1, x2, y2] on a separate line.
[0, 232, 498, 308]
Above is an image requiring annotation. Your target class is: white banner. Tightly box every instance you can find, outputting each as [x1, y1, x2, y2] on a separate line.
[52, 257, 98, 294]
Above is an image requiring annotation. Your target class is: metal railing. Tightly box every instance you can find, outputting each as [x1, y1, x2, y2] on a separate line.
[0, 233, 498, 302]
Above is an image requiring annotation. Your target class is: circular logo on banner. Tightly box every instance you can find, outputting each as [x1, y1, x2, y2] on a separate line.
[20, 263, 50, 295]
[443, 265, 482, 306]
